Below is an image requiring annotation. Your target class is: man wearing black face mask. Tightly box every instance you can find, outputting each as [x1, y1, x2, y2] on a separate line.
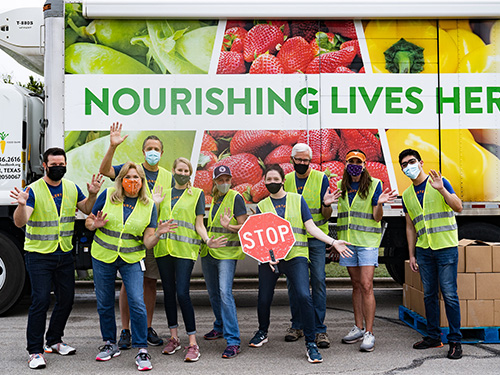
[10, 147, 102, 370]
[283, 143, 340, 348]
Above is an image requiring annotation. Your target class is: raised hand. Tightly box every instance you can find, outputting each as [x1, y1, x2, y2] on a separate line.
[327, 239, 353, 258]
[92, 211, 109, 229]
[429, 169, 444, 191]
[377, 188, 398, 205]
[323, 187, 341, 206]
[87, 173, 104, 195]
[152, 185, 166, 205]
[157, 219, 178, 236]
[207, 235, 228, 248]
[220, 207, 233, 229]
[10, 186, 30, 206]
[109, 122, 129, 148]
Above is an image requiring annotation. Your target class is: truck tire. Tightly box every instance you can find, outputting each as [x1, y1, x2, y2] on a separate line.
[458, 222, 500, 242]
[384, 246, 407, 285]
[0, 232, 26, 315]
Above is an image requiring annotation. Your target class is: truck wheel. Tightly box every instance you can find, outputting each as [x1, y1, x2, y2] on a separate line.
[0, 232, 26, 315]
[458, 222, 500, 242]
[383, 246, 407, 285]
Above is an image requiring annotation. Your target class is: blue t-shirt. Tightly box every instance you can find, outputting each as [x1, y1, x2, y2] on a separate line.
[348, 181, 382, 206]
[113, 163, 174, 192]
[256, 194, 313, 223]
[295, 174, 330, 201]
[92, 189, 157, 228]
[171, 188, 205, 216]
[26, 181, 86, 254]
[211, 192, 247, 221]
[402, 176, 455, 213]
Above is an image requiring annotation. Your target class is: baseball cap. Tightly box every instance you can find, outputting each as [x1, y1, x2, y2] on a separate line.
[213, 165, 232, 179]
[346, 150, 366, 162]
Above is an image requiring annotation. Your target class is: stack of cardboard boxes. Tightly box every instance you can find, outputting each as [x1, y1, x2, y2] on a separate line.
[403, 239, 500, 327]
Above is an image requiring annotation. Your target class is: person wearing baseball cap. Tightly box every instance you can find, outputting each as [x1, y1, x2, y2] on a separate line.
[200, 165, 248, 358]
[337, 149, 397, 352]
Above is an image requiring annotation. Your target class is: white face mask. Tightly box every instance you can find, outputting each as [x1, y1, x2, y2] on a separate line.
[403, 163, 421, 180]
[216, 183, 231, 194]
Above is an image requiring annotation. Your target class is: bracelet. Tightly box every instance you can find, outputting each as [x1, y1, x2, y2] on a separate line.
[154, 231, 160, 239]
[331, 239, 336, 246]
[322, 201, 330, 207]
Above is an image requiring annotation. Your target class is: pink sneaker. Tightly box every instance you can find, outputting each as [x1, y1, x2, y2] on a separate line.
[162, 337, 181, 355]
[184, 344, 200, 362]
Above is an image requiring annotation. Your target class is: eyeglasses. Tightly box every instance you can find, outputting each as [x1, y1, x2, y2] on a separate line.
[400, 158, 418, 169]
[293, 157, 311, 164]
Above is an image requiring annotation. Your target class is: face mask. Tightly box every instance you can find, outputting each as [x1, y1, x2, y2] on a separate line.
[122, 178, 142, 195]
[403, 163, 421, 180]
[346, 164, 363, 177]
[145, 150, 161, 166]
[174, 173, 191, 186]
[46, 166, 66, 181]
[216, 183, 231, 195]
[293, 161, 309, 175]
[265, 182, 283, 194]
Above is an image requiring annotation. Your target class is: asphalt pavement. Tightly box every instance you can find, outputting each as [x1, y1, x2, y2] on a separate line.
[2, 282, 500, 374]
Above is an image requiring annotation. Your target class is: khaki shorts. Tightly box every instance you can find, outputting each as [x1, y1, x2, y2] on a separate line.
[144, 246, 160, 279]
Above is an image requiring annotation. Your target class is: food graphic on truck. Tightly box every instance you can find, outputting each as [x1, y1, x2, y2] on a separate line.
[1, 0, 500, 314]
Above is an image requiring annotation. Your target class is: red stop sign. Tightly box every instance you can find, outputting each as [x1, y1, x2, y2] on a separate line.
[238, 212, 296, 263]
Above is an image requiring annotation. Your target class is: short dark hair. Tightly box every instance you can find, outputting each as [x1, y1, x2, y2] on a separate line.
[43, 147, 66, 164]
[398, 149, 421, 165]
[142, 135, 163, 151]
[263, 164, 285, 180]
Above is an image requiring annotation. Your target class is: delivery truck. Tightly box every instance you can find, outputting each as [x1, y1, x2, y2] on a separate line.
[1, 0, 500, 314]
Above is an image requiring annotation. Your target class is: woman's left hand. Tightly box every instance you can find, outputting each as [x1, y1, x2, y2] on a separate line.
[157, 219, 178, 236]
[207, 235, 228, 248]
[377, 188, 398, 205]
[87, 173, 104, 195]
[220, 207, 233, 229]
[152, 185, 166, 205]
[327, 239, 353, 258]
[323, 187, 341, 206]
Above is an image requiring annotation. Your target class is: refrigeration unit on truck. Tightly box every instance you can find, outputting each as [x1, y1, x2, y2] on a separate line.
[1, 0, 500, 314]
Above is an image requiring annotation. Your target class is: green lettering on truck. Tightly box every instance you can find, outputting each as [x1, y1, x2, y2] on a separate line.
[144, 88, 166, 115]
[113, 88, 140, 115]
[405, 87, 423, 114]
[295, 87, 318, 115]
[359, 87, 383, 114]
[331, 87, 348, 113]
[171, 88, 192, 115]
[385, 87, 403, 114]
[206, 88, 224, 115]
[487, 87, 500, 113]
[85, 88, 109, 115]
[228, 88, 251, 115]
[437, 87, 460, 114]
[268, 88, 292, 115]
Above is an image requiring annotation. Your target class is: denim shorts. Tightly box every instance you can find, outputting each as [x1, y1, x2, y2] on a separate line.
[339, 245, 379, 267]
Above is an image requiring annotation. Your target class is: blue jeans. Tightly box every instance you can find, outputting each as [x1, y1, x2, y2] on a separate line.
[287, 238, 327, 333]
[258, 257, 316, 343]
[92, 257, 147, 347]
[156, 255, 196, 335]
[416, 246, 462, 343]
[25, 251, 75, 354]
[201, 254, 240, 346]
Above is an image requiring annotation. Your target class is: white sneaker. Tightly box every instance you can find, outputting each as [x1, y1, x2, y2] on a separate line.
[28, 353, 46, 369]
[135, 349, 153, 371]
[342, 325, 365, 344]
[360, 331, 375, 352]
[44, 342, 76, 356]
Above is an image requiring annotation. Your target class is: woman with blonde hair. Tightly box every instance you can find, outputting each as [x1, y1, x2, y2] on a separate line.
[154, 157, 227, 362]
[86, 162, 177, 371]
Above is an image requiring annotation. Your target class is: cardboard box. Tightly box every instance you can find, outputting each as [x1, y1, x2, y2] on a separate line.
[460, 239, 497, 273]
[412, 270, 424, 292]
[493, 246, 500, 273]
[410, 286, 425, 318]
[458, 245, 465, 273]
[495, 300, 500, 326]
[467, 300, 494, 327]
[403, 283, 411, 309]
[440, 300, 467, 327]
[439, 273, 475, 300]
[476, 273, 500, 300]
[404, 260, 412, 287]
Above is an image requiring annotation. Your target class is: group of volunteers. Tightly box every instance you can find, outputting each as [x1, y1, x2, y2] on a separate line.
[10, 122, 464, 371]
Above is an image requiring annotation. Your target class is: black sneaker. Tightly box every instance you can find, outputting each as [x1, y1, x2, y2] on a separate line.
[447, 342, 463, 359]
[147, 327, 164, 346]
[413, 336, 443, 349]
[118, 329, 131, 350]
[249, 330, 268, 347]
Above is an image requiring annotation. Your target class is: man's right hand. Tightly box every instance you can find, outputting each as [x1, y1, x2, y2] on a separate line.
[10, 186, 30, 206]
[109, 122, 128, 148]
[409, 256, 419, 273]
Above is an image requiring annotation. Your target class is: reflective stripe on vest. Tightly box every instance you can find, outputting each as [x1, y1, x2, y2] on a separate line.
[25, 178, 78, 253]
[155, 187, 202, 260]
[284, 169, 329, 236]
[201, 190, 245, 260]
[402, 178, 458, 250]
[91, 188, 154, 264]
[337, 178, 382, 248]
[257, 193, 308, 260]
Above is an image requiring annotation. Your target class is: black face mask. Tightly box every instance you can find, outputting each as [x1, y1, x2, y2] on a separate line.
[46, 166, 66, 181]
[174, 173, 191, 185]
[293, 161, 309, 175]
[265, 182, 282, 194]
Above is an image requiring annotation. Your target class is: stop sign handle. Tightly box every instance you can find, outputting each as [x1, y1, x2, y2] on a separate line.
[269, 250, 280, 274]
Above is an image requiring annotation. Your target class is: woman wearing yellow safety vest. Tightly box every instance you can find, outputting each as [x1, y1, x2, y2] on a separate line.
[85, 162, 177, 371]
[337, 150, 397, 353]
[248, 164, 352, 364]
[200, 165, 248, 359]
[154, 157, 227, 362]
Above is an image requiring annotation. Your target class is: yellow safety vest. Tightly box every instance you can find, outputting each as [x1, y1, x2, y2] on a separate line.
[257, 193, 309, 260]
[155, 187, 203, 260]
[402, 178, 458, 250]
[91, 188, 154, 264]
[25, 178, 78, 253]
[337, 178, 382, 248]
[201, 190, 245, 260]
[144, 165, 172, 198]
[284, 169, 329, 236]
